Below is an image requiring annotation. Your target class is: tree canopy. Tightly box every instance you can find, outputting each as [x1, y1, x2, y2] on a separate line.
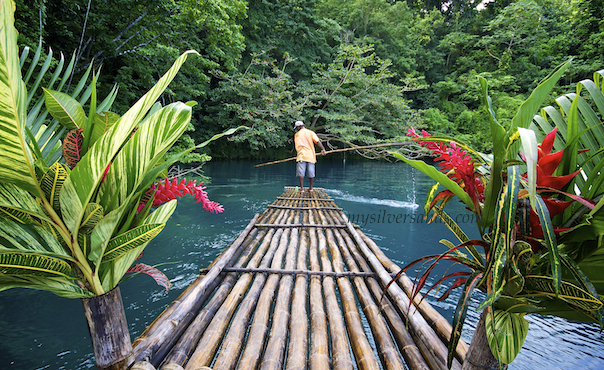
[14, 0, 604, 158]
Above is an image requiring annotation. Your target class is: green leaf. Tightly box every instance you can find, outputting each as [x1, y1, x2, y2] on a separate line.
[479, 76, 508, 229]
[390, 152, 475, 212]
[90, 111, 120, 146]
[518, 128, 538, 210]
[42, 88, 86, 130]
[79, 203, 104, 235]
[0, 0, 38, 194]
[524, 275, 602, 312]
[448, 272, 482, 369]
[101, 223, 165, 263]
[485, 309, 529, 364]
[59, 50, 197, 235]
[40, 162, 69, 215]
[0, 251, 72, 278]
[534, 194, 561, 294]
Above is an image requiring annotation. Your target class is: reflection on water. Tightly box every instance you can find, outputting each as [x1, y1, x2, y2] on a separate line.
[0, 160, 602, 369]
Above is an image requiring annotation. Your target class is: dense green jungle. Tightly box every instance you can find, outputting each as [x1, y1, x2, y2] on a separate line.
[15, 0, 604, 160]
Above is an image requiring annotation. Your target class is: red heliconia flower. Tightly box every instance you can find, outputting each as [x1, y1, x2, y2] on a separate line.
[138, 177, 224, 214]
[408, 127, 483, 209]
[525, 128, 583, 248]
[535, 128, 580, 190]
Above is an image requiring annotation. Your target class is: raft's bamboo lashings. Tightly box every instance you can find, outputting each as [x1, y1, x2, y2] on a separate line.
[132, 187, 469, 370]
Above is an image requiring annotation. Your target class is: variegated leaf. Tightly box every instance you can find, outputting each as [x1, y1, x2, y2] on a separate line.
[524, 275, 603, 312]
[0, 206, 32, 224]
[42, 88, 86, 130]
[96, 102, 192, 213]
[40, 162, 69, 214]
[0, 251, 72, 278]
[485, 309, 529, 364]
[79, 203, 103, 235]
[60, 50, 197, 236]
[0, 0, 38, 194]
[127, 263, 171, 291]
[534, 194, 561, 293]
[101, 223, 165, 263]
[100, 200, 176, 291]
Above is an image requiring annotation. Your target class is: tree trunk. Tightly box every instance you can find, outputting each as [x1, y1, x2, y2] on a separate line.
[82, 286, 134, 370]
[461, 310, 507, 370]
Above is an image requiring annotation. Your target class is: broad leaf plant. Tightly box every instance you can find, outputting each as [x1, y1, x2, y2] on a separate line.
[0, 0, 236, 298]
[392, 60, 604, 367]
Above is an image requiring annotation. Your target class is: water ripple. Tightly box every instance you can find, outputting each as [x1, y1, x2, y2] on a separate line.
[325, 188, 419, 209]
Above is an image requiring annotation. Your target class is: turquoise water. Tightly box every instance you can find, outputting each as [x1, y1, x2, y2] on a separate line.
[0, 159, 603, 369]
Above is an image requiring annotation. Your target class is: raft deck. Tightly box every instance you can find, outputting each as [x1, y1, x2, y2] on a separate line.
[131, 188, 468, 370]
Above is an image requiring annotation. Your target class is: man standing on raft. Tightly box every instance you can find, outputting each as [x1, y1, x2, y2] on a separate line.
[294, 120, 326, 193]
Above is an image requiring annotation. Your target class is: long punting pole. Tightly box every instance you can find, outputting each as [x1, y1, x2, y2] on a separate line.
[254, 142, 408, 167]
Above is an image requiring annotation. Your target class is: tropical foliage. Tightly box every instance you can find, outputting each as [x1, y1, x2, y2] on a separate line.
[205, 44, 418, 157]
[15, 0, 604, 159]
[0, 0, 235, 298]
[391, 60, 604, 366]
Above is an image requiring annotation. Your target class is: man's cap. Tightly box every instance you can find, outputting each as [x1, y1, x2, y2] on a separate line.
[294, 120, 304, 127]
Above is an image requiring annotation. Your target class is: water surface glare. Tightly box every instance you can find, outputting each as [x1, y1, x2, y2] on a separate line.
[0, 160, 602, 369]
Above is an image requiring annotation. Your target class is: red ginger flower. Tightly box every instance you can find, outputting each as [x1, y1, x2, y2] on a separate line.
[535, 128, 580, 190]
[407, 127, 484, 207]
[139, 177, 224, 214]
[524, 128, 582, 247]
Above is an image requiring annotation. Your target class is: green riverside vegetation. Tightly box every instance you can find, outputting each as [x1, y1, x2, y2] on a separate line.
[14, 0, 604, 159]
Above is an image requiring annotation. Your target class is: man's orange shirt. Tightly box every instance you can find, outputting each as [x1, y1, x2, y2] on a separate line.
[294, 128, 320, 163]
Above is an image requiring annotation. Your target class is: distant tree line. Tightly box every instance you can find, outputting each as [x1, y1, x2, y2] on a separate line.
[14, 0, 604, 159]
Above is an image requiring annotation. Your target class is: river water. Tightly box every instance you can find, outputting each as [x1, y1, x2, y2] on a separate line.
[1, 159, 603, 369]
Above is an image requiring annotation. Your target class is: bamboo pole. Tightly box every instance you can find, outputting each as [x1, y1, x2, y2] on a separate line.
[358, 230, 469, 362]
[255, 223, 347, 228]
[308, 215, 330, 370]
[235, 214, 295, 369]
[184, 205, 295, 369]
[341, 214, 461, 370]
[325, 218, 408, 370]
[133, 214, 260, 362]
[285, 225, 309, 370]
[254, 142, 409, 167]
[158, 228, 266, 368]
[316, 208, 380, 370]
[203, 267, 375, 277]
[312, 210, 354, 370]
[268, 205, 342, 210]
[260, 213, 300, 370]
[209, 203, 297, 370]
[336, 224, 429, 370]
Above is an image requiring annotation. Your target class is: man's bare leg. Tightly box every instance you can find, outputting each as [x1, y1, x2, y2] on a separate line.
[298, 176, 304, 193]
[309, 177, 314, 192]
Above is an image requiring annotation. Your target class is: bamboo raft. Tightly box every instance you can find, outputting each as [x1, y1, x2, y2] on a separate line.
[130, 188, 469, 370]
